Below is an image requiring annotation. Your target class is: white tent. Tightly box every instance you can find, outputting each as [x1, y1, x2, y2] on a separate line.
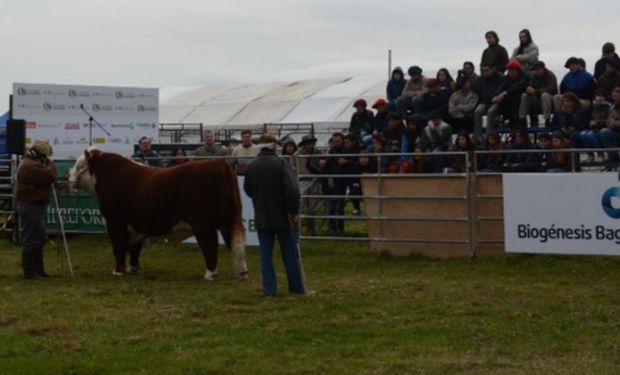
[159, 76, 387, 140]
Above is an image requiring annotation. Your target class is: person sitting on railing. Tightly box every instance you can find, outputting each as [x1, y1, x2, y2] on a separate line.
[503, 128, 532, 172]
[132, 136, 161, 167]
[580, 89, 611, 164]
[448, 132, 474, 173]
[421, 111, 453, 172]
[477, 132, 505, 172]
[349, 99, 374, 142]
[550, 92, 588, 147]
[524, 131, 553, 172]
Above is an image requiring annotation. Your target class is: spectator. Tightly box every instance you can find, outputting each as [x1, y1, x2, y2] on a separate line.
[525, 132, 554, 172]
[382, 112, 407, 152]
[343, 134, 362, 215]
[548, 131, 573, 172]
[243, 133, 305, 296]
[481, 31, 510, 73]
[518, 61, 558, 127]
[473, 64, 505, 143]
[418, 79, 450, 118]
[133, 136, 161, 167]
[396, 66, 428, 117]
[594, 42, 620, 81]
[554, 56, 596, 110]
[510, 28, 539, 72]
[169, 147, 188, 167]
[231, 129, 259, 174]
[492, 60, 530, 129]
[353, 150, 378, 174]
[320, 132, 347, 235]
[367, 98, 388, 147]
[194, 129, 228, 157]
[478, 132, 505, 172]
[14, 139, 57, 279]
[294, 135, 322, 236]
[410, 145, 435, 174]
[448, 132, 474, 173]
[402, 113, 427, 153]
[422, 111, 453, 171]
[580, 89, 611, 163]
[597, 59, 620, 100]
[368, 133, 390, 173]
[599, 86, 620, 164]
[449, 78, 479, 134]
[436, 68, 456, 94]
[550, 92, 588, 147]
[281, 138, 298, 169]
[503, 128, 532, 172]
[349, 99, 374, 140]
[455, 61, 478, 90]
[386, 67, 406, 110]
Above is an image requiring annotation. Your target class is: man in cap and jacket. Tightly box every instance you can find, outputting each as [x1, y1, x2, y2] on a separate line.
[13, 139, 57, 279]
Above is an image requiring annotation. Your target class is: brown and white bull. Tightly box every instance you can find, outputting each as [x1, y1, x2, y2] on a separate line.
[68, 148, 248, 280]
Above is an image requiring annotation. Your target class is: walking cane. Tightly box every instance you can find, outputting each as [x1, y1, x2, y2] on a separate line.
[52, 184, 74, 277]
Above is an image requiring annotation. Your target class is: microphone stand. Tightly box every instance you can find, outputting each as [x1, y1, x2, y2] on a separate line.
[80, 104, 111, 146]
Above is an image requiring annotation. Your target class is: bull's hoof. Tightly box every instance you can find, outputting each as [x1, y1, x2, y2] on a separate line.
[238, 270, 249, 280]
[112, 270, 125, 277]
[204, 270, 218, 281]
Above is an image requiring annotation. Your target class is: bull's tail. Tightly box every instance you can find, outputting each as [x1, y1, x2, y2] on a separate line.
[221, 161, 248, 278]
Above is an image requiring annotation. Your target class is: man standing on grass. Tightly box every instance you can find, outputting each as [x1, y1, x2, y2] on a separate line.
[244, 133, 305, 296]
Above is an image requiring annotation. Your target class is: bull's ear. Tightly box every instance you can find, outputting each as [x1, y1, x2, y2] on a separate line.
[84, 149, 92, 161]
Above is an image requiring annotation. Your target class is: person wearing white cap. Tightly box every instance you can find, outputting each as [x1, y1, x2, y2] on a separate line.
[13, 139, 57, 279]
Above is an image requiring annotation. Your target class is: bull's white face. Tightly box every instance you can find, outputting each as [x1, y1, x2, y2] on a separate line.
[69, 151, 97, 196]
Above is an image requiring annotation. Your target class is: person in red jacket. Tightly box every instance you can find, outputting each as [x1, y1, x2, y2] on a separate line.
[13, 139, 57, 279]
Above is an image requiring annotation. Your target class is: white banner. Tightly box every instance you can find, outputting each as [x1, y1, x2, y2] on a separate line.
[504, 173, 620, 256]
[12, 83, 158, 159]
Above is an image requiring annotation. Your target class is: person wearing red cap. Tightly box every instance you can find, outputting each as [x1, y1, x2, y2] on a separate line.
[490, 60, 530, 129]
[366, 98, 389, 147]
[349, 99, 374, 140]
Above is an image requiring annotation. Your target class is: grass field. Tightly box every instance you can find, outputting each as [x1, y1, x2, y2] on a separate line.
[0, 234, 619, 374]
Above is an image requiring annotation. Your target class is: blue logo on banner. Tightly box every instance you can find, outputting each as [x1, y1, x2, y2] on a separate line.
[602, 171, 620, 218]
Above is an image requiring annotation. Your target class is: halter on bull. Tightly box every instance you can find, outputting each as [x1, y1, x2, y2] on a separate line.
[69, 148, 248, 280]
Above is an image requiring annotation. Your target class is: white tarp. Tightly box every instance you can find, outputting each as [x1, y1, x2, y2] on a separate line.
[504, 173, 620, 256]
[13, 83, 158, 159]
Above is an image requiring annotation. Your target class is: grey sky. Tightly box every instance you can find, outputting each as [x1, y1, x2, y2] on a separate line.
[1, 0, 617, 113]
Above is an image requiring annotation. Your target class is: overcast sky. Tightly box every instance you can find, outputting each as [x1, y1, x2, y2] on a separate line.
[0, 0, 617, 113]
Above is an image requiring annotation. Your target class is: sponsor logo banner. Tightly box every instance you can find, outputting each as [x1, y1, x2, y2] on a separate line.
[504, 173, 620, 256]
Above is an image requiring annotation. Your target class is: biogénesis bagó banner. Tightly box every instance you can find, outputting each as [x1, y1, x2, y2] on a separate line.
[504, 173, 620, 255]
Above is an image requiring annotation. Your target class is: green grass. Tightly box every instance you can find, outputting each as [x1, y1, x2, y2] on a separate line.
[0, 235, 619, 374]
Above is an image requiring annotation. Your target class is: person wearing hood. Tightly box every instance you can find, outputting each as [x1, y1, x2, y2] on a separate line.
[481, 31, 510, 73]
[510, 29, 539, 72]
[244, 133, 305, 296]
[386, 66, 406, 110]
[14, 139, 57, 279]
[594, 42, 620, 81]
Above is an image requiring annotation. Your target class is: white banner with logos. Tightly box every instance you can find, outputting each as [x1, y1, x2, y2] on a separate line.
[12, 83, 158, 159]
[504, 173, 620, 256]
[186, 176, 260, 246]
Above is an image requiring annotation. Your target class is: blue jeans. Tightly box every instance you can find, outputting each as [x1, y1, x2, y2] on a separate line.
[579, 130, 603, 149]
[257, 229, 305, 295]
[327, 198, 344, 232]
[600, 128, 620, 161]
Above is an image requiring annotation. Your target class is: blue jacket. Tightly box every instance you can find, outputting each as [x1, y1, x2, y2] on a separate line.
[560, 68, 595, 100]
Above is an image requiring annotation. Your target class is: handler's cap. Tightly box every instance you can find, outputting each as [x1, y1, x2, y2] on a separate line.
[257, 133, 277, 145]
[31, 139, 53, 157]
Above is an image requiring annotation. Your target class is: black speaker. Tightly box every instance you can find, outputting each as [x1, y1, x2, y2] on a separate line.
[7, 119, 26, 155]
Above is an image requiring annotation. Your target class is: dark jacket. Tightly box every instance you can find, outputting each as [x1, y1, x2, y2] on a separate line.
[244, 148, 300, 230]
[132, 150, 161, 167]
[474, 72, 505, 105]
[418, 90, 450, 117]
[559, 68, 596, 101]
[525, 145, 553, 172]
[550, 109, 588, 132]
[481, 44, 510, 72]
[349, 110, 374, 136]
[386, 67, 406, 106]
[14, 156, 56, 205]
[597, 70, 620, 99]
[594, 53, 620, 81]
[529, 69, 558, 96]
[373, 110, 389, 134]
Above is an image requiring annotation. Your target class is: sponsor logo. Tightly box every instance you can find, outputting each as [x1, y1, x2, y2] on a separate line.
[92, 103, 113, 112]
[26, 122, 37, 129]
[53, 138, 59, 145]
[115, 91, 136, 99]
[16, 87, 40, 96]
[16, 104, 40, 110]
[65, 122, 81, 130]
[93, 137, 106, 144]
[43, 102, 52, 112]
[38, 123, 62, 129]
[110, 123, 134, 129]
[68, 89, 90, 98]
[43, 102, 66, 111]
[42, 89, 65, 96]
[62, 137, 74, 145]
[602, 179, 620, 219]
[137, 105, 157, 113]
[76, 138, 89, 145]
[136, 122, 155, 129]
[114, 106, 135, 111]
[137, 93, 157, 98]
[109, 137, 123, 144]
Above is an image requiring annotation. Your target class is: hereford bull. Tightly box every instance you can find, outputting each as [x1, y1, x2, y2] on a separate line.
[68, 148, 248, 280]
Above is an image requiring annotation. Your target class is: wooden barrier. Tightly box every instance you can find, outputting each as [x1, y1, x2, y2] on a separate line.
[362, 174, 504, 259]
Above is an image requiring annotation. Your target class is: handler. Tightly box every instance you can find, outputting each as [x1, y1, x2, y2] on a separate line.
[244, 134, 305, 296]
[13, 139, 57, 279]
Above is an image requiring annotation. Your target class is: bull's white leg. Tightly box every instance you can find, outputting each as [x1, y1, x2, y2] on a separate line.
[112, 269, 125, 276]
[204, 268, 219, 281]
[232, 229, 248, 279]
